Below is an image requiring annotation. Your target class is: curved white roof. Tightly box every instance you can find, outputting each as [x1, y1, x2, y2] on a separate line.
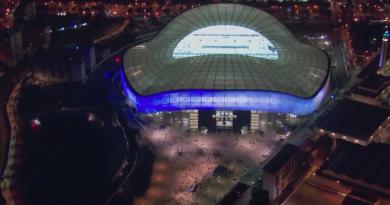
[124, 3, 329, 97]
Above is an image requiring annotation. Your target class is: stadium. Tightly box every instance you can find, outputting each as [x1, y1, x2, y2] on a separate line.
[120, 4, 330, 131]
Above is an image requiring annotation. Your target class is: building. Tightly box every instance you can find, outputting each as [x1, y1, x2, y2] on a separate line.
[0, 29, 24, 66]
[379, 31, 389, 68]
[315, 98, 390, 146]
[262, 143, 305, 200]
[24, 2, 37, 19]
[32, 43, 96, 82]
[319, 140, 390, 197]
[120, 4, 330, 131]
[351, 31, 390, 106]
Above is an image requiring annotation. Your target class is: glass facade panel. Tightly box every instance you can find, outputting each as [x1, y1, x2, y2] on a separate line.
[120, 69, 329, 115]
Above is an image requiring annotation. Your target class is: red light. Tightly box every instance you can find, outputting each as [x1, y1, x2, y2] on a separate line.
[31, 118, 41, 130]
[114, 56, 121, 64]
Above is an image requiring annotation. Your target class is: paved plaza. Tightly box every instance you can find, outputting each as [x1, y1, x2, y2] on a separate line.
[133, 125, 288, 205]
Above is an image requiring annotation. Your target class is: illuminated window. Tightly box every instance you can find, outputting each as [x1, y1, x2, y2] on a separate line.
[173, 25, 278, 60]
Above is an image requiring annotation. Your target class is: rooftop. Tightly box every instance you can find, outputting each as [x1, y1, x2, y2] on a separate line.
[263, 143, 299, 174]
[316, 99, 390, 141]
[355, 47, 390, 96]
[320, 140, 390, 192]
[123, 4, 329, 97]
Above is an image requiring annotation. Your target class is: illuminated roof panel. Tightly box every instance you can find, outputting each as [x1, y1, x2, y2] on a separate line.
[123, 4, 329, 98]
[172, 25, 278, 60]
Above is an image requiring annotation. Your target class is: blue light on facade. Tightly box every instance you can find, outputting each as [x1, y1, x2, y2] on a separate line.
[120, 69, 329, 115]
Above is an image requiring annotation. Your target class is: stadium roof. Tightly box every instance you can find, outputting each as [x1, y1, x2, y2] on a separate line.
[123, 3, 329, 97]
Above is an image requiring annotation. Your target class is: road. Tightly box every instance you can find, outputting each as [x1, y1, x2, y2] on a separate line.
[329, 30, 350, 87]
[0, 63, 30, 204]
[93, 20, 131, 44]
[329, 0, 342, 23]
[0, 66, 29, 177]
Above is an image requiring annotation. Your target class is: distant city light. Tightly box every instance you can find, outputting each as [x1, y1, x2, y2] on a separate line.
[324, 41, 331, 46]
[55, 22, 87, 32]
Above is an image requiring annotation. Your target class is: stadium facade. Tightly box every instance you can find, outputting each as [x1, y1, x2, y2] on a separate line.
[120, 4, 330, 131]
